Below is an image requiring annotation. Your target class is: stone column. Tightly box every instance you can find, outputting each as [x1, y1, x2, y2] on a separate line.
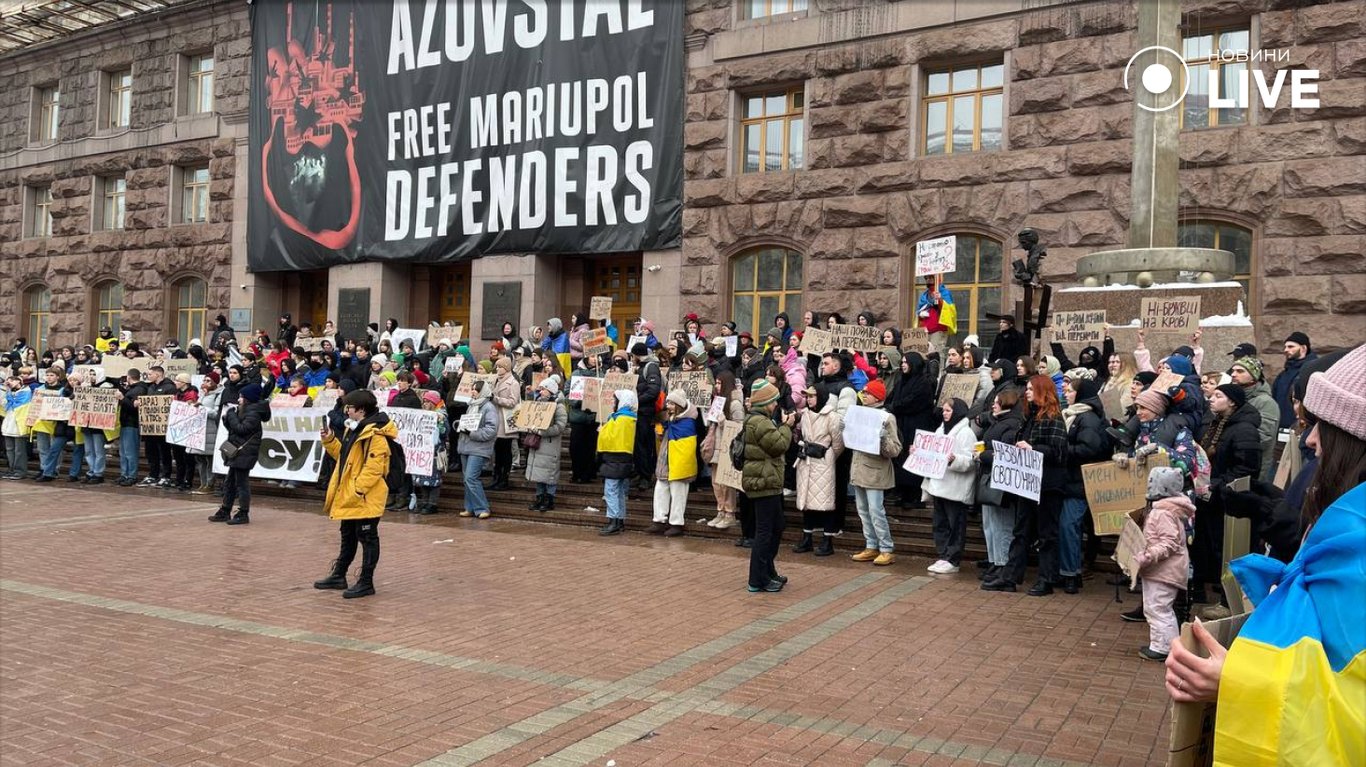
[1127, 0, 1181, 250]
[641, 249, 682, 330]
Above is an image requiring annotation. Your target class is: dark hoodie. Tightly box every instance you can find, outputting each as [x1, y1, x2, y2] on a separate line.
[887, 352, 937, 441]
[1049, 342, 1106, 381]
[942, 397, 970, 434]
[1064, 378, 1112, 497]
[774, 312, 794, 344]
[973, 359, 1018, 430]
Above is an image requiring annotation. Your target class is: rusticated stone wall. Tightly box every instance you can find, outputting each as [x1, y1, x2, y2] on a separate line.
[0, 1, 248, 349]
[681, 0, 1366, 360]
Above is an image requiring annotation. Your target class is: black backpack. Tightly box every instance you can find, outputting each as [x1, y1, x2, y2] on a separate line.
[729, 417, 749, 470]
[383, 435, 406, 490]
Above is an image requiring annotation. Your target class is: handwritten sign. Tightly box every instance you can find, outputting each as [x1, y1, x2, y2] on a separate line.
[829, 323, 881, 352]
[667, 370, 713, 408]
[1151, 370, 1185, 394]
[989, 441, 1042, 502]
[166, 400, 207, 451]
[139, 395, 173, 436]
[1139, 296, 1201, 333]
[582, 327, 612, 357]
[723, 336, 738, 357]
[390, 327, 426, 351]
[313, 390, 341, 411]
[597, 372, 638, 424]
[70, 365, 106, 384]
[589, 296, 613, 321]
[381, 408, 440, 476]
[37, 395, 73, 421]
[507, 401, 558, 432]
[915, 234, 957, 276]
[903, 429, 952, 480]
[161, 359, 199, 379]
[713, 420, 744, 490]
[427, 323, 463, 346]
[458, 412, 483, 433]
[705, 395, 726, 424]
[444, 356, 463, 374]
[842, 405, 889, 455]
[1082, 454, 1169, 536]
[296, 336, 336, 353]
[1112, 510, 1145, 589]
[97, 356, 137, 380]
[272, 394, 311, 408]
[72, 387, 118, 430]
[454, 373, 496, 403]
[801, 327, 833, 356]
[1050, 310, 1106, 344]
[901, 327, 930, 355]
[937, 373, 980, 408]
[580, 376, 602, 411]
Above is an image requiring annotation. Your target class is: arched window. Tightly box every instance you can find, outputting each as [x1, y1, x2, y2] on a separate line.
[94, 281, 123, 336]
[730, 247, 803, 338]
[172, 277, 207, 348]
[24, 285, 52, 353]
[1177, 219, 1254, 311]
[915, 234, 1004, 350]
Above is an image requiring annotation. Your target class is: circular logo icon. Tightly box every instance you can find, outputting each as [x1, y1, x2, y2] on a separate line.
[1123, 46, 1190, 112]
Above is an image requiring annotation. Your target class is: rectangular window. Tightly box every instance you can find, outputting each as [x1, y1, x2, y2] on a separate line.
[738, 86, 804, 174]
[107, 69, 132, 128]
[181, 165, 210, 223]
[922, 62, 1004, 155]
[29, 186, 53, 238]
[187, 54, 214, 114]
[35, 85, 60, 141]
[742, 0, 807, 20]
[1181, 27, 1250, 130]
[99, 176, 127, 231]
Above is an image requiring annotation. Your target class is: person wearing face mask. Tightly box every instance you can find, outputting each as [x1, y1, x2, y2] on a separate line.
[924, 398, 979, 575]
[848, 380, 903, 567]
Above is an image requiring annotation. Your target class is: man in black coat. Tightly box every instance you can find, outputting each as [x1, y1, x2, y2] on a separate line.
[136, 366, 179, 488]
[210, 382, 271, 526]
[987, 314, 1030, 367]
[632, 343, 663, 490]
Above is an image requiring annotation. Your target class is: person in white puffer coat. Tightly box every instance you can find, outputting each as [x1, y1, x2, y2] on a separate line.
[924, 398, 979, 574]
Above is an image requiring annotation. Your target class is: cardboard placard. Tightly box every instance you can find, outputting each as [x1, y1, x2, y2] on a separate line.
[454, 373, 496, 403]
[1082, 454, 1170, 536]
[24, 391, 45, 429]
[589, 296, 613, 321]
[166, 400, 208, 451]
[1050, 310, 1106, 344]
[842, 405, 889, 455]
[271, 394, 311, 408]
[800, 327, 832, 356]
[70, 365, 106, 384]
[37, 395, 73, 421]
[829, 323, 882, 353]
[1167, 612, 1252, 767]
[901, 327, 930, 355]
[296, 336, 336, 353]
[582, 327, 612, 357]
[627, 334, 647, 353]
[313, 390, 341, 411]
[667, 370, 713, 408]
[1099, 384, 1125, 422]
[903, 429, 953, 480]
[1112, 510, 1145, 589]
[97, 355, 137, 380]
[937, 373, 980, 408]
[427, 323, 463, 347]
[597, 372, 638, 424]
[580, 377, 602, 411]
[138, 395, 173, 436]
[1139, 296, 1201, 333]
[507, 400, 557, 432]
[161, 359, 199, 378]
[915, 234, 957, 276]
[1151, 370, 1186, 393]
[989, 441, 1042, 502]
[713, 420, 744, 490]
[381, 408, 440, 476]
[71, 387, 119, 430]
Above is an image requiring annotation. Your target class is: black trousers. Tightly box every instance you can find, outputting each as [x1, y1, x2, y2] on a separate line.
[493, 437, 513, 482]
[738, 493, 756, 539]
[1192, 499, 1225, 585]
[932, 497, 970, 566]
[221, 466, 252, 511]
[633, 413, 656, 482]
[1004, 490, 1063, 586]
[143, 436, 173, 478]
[569, 421, 598, 481]
[171, 444, 194, 485]
[833, 449, 853, 531]
[338, 518, 380, 579]
[748, 494, 786, 588]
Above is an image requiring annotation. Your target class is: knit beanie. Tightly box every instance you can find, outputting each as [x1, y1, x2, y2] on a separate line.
[766, 327, 784, 343]
[666, 389, 689, 410]
[1146, 466, 1185, 501]
[749, 379, 781, 408]
[1135, 371, 1159, 388]
[1134, 388, 1169, 416]
[1232, 355, 1264, 382]
[339, 379, 358, 393]
[1164, 354, 1194, 376]
[1216, 382, 1247, 409]
[495, 356, 513, 373]
[421, 390, 443, 407]
[1285, 331, 1311, 350]
[1304, 345, 1366, 440]
[1065, 366, 1096, 382]
[631, 342, 648, 357]
[861, 378, 887, 403]
[539, 377, 560, 396]
[239, 383, 263, 403]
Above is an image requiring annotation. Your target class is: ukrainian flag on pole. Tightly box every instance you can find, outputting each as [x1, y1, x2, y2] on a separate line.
[1215, 482, 1366, 766]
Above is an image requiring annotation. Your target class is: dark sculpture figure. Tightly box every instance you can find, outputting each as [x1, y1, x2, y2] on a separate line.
[1012, 228, 1047, 287]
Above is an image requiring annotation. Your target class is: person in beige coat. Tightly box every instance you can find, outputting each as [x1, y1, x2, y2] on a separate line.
[849, 379, 903, 566]
[524, 378, 569, 511]
[793, 384, 845, 557]
[490, 356, 521, 490]
[702, 370, 745, 529]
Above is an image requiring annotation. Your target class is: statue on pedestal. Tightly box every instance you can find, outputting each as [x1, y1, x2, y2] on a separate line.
[1012, 228, 1047, 287]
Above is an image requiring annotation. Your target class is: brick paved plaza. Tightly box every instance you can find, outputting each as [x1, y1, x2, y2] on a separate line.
[1, 484, 1172, 767]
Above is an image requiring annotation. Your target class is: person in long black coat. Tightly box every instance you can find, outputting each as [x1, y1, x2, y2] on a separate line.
[1191, 383, 1263, 601]
[888, 352, 938, 508]
[210, 383, 271, 526]
[1059, 378, 1111, 593]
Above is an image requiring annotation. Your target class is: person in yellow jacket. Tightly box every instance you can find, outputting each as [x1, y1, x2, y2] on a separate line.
[313, 390, 398, 600]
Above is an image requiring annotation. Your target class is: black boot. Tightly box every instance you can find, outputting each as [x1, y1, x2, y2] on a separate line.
[529, 493, 546, 511]
[207, 506, 231, 522]
[541, 495, 555, 511]
[1063, 575, 1081, 594]
[344, 522, 379, 599]
[226, 508, 250, 525]
[314, 561, 350, 590]
[792, 532, 814, 553]
[814, 534, 834, 557]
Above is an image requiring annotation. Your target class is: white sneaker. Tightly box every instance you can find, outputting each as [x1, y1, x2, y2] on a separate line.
[782, 488, 795, 498]
[938, 563, 960, 574]
[927, 560, 948, 573]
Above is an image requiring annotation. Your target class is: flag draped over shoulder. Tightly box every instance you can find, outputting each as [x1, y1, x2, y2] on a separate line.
[1216, 482, 1366, 767]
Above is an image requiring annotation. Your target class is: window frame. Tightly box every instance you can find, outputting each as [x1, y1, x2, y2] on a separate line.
[98, 175, 127, 231]
[739, 0, 808, 22]
[23, 284, 53, 354]
[93, 280, 124, 338]
[186, 52, 215, 115]
[33, 85, 60, 142]
[179, 165, 211, 224]
[1177, 216, 1258, 315]
[728, 244, 805, 339]
[28, 185, 54, 238]
[1179, 24, 1252, 131]
[736, 85, 806, 175]
[906, 229, 1007, 349]
[106, 68, 132, 129]
[171, 276, 209, 349]
[920, 61, 1005, 156]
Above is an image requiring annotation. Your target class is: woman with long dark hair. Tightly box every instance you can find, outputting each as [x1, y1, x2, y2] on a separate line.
[996, 375, 1069, 595]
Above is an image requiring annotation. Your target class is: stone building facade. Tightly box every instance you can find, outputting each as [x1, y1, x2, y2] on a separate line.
[2, 0, 1364, 364]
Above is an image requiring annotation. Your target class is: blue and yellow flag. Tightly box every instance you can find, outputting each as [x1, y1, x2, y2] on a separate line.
[1217, 482, 1366, 766]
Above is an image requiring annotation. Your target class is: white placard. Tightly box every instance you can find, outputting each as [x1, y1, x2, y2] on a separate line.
[915, 235, 957, 276]
[166, 400, 208, 451]
[903, 429, 952, 480]
[989, 440, 1043, 503]
[381, 408, 439, 477]
[704, 395, 726, 424]
[723, 336, 738, 357]
[212, 406, 328, 482]
[627, 334, 647, 352]
[390, 327, 426, 352]
[568, 376, 587, 402]
[841, 405, 889, 455]
[458, 412, 483, 433]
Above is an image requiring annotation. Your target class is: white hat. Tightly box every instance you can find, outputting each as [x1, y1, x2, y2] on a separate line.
[539, 377, 560, 396]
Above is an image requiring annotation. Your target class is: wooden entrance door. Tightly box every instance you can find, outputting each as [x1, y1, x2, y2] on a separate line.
[296, 270, 329, 330]
[433, 262, 472, 331]
[590, 256, 642, 333]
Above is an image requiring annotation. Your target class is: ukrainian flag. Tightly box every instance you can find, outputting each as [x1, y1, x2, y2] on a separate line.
[1216, 482, 1366, 767]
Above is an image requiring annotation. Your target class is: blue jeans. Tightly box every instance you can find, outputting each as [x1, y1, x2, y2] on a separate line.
[461, 454, 489, 513]
[981, 503, 1013, 566]
[1060, 496, 1089, 577]
[35, 432, 68, 478]
[68, 441, 85, 479]
[604, 478, 629, 519]
[854, 486, 893, 552]
[535, 481, 556, 498]
[82, 429, 107, 477]
[119, 427, 139, 479]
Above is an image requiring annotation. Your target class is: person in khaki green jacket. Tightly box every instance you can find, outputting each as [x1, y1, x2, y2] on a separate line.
[741, 380, 795, 593]
[849, 379, 904, 566]
[313, 390, 398, 600]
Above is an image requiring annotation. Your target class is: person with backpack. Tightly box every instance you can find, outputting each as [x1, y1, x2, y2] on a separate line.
[741, 380, 795, 592]
[313, 390, 399, 599]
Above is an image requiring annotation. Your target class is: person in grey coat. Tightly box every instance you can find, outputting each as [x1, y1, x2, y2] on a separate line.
[457, 379, 499, 519]
[524, 378, 569, 511]
[188, 371, 224, 495]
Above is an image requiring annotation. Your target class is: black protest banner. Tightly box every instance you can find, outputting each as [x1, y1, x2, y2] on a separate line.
[248, 1, 684, 271]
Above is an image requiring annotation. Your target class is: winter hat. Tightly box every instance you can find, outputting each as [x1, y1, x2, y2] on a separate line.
[1065, 366, 1096, 382]
[1146, 466, 1185, 501]
[175, 373, 192, 385]
[189, 338, 202, 349]
[371, 354, 388, 367]
[539, 377, 560, 396]
[239, 383, 263, 403]
[665, 389, 689, 410]
[1216, 383, 1247, 409]
[380, 370, 398, 385]
[1232, 355, 1264, 382]
[963, 334, 980, 348]
[630, 342, 648, 357]
[1135, 371, 1159, 388]
[1134, 388, 1169, 416]
[1285, 331, 1311, 351]
[1229, 342, 1258, 358]
[339, 379, 358, 393]
[861, 378, 887, 403]
[495, 356, 513, 373]
[639, 319, 655, 334]
[766, 327, 784, 343]
[478, 360, 494, 373]
[749, 379, 781, 408]
[614, 389, 638, 411]
[1304, 345, 1366, 440]
[205, 369, 221, 385]
[1171, 345, 1195, 360]
[1073, 378, 1102, 409]
[1164, 354, 1194, 377]
[421, 390, 443, 408]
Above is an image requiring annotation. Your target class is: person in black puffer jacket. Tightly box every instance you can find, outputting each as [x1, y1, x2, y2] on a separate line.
[888, 352, 938, 509]
[1059, 378, 1112, 593]
[1191, 384, 1263, 601]
[209, 382, 271, 526]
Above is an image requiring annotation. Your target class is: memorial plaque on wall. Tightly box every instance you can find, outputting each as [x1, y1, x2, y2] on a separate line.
[481, 282, 522, 341]
[337, 288, 371, 342]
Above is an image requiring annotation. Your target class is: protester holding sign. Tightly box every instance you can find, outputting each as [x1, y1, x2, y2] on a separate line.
[523, 380, 568, 513]
[596, 389, 639, 536]
[566, 361, 602, 484]
[1, 374, 34, 480]
[457, 378, 499, 520]
[998, 376, 1069, 596]
[888, 352, 938, 510]
[1059, 377, 1112, 593]
[848, 381, 903, 567]
[410, 391, 450, 516]
[978, 391, 1025, 589]
[168, 374, 200, 491]
[188, 372, 223, 495]
[490, 357, 521, 492]
[700, 371, 745, 531]
[31, 366, 74, 483]
[923, 399, 978, 574]
[209, 383, 269, 526]
[915, 275, 956, 352]
[136, 367, 178, 488]
[791, 384, 845, 556]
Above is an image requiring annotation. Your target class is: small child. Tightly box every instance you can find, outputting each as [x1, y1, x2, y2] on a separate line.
[1135, 466, 1195, 661]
